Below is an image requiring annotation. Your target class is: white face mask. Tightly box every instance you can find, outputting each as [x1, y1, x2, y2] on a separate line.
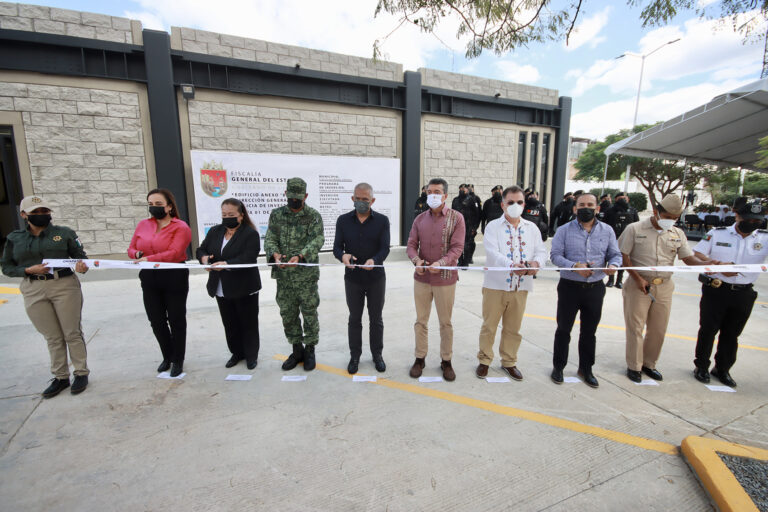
[657, 218, 676, 231]
[506, 203, 524, 218]
[426, 194, 443, 209]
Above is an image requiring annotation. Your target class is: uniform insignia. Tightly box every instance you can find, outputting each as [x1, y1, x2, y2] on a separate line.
[75, 237, 82, 247]
[715, 242, 731, 247]
[715, 226, 726, 230]
[755, 243, 763, 251]
[704, 235, 712, 241]
[52, 235, 62, 242]
[751, 204, 762, 214]
[93, 261, 100, 267]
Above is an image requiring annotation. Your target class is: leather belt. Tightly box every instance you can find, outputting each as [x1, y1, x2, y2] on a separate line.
[563, 279, 603, 289]
[27, 268, 74, 281]
[698, 274, 752, 291]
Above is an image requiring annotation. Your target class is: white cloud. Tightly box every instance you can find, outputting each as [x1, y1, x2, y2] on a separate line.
[564, 6, 611, 51]
[566, 12, 765, 97]
[570, 78, 753, 140]
[495, 61, 541, 84]
[123, 10, 164, 31]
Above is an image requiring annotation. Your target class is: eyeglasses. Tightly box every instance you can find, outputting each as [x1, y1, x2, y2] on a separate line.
[506, 200, 524, 206]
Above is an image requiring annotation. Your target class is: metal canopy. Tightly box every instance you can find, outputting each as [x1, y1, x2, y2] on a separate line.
[605, 78, 768, 171]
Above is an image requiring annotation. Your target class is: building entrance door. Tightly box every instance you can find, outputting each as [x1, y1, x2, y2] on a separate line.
[0, 126, 23, 252]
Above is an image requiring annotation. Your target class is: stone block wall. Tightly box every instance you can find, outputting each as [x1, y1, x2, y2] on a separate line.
[0, 2, 139, 44]
[419, 68, 558, 105]
[171, 27, 403, 82]
[187, 98, 398, 158]
[0, 81, 149, 254]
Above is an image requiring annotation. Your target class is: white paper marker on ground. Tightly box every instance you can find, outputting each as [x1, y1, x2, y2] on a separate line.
[352, 375, 377, 382]
[419, 376, 443, 383]
[705, 384, 736, 393]
[562, 376, 581, 383]
[486, 377, 511, 383]
[225, 374, 252, 381]
[282, 375, 307, 382]
[157, 372, 185, 380]
[634, 379, 660, 386]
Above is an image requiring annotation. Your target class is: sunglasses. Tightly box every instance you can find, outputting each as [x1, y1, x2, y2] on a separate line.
[505, 200, 524, 206]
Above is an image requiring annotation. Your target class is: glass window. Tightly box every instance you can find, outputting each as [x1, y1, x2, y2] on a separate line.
[541, 133, 550, 202]
[529, 132, 539, 190]
[517, 132, 526, 188]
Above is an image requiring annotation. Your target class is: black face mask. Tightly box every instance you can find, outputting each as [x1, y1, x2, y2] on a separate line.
[222, 217, 240, 229]
[738, 220, 761, 234]
[27, 214, 51, 228]
[492, 193, 501, 203]
[576, 208, 596, 223]
[149, 206, 168, 219]
[287, 198, 303, 210]
[420, 192, 427, 199]
[617, 198, 627, 206]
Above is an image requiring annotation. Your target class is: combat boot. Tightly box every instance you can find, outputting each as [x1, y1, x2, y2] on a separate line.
[303, 345, 316, 371]
[282, 343, 304, 370]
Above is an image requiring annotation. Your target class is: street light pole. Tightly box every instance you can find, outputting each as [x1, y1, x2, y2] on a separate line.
[616, 38, 681, 194]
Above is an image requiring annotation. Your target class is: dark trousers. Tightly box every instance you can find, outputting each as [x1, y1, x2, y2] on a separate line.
[459, 229, 477, 266]
[694, 284, 757, 372]
[553, 278, 606, 371]
[345, 275, 385, 358]
[140, 269, 189, 364]
[216, 293, 260, 362]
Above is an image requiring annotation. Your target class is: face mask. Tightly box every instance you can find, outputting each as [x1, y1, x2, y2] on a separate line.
[354, 200, 370, 214]
[656, 218, 675, 231]
[459, 190, 467, 197]
[576, 208, 595, 223]
[506, 203, 524, 218]
[222, 217, 240, 229]
[617, 198, 627, 205]
[426, 194, 443, 209]
[27, 214, 51, 228]
[287, 198, 303, 210]
[738, 220, 761, 234]
[149, 206, 167, 219]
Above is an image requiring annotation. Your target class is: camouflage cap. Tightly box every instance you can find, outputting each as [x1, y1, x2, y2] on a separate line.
[286, 177, 307, 199]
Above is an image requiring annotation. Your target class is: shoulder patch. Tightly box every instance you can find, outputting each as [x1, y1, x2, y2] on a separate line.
[758, 229, 768, 234]
[703, 234, 712, 241]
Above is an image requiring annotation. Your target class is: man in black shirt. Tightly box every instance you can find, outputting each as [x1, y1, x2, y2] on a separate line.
[413, 185, 429, 218]
[604, 193, 639, 288]
[333, 183, 391, 374]
[481, 185, 504, 233]
[550, 192, 574, 235]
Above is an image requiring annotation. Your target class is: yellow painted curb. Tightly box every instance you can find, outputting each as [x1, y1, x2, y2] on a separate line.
[681, 436, 768, 512]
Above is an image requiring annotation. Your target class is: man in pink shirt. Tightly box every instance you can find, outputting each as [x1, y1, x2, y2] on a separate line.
[406, 178, 466, 381]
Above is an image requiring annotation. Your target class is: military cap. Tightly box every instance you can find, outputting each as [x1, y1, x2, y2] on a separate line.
[286, 177, 307, 199]
[20, 195, 54, 213]
[658, 194, 683, 217]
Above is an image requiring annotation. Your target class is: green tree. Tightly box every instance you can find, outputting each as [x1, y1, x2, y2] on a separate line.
[743, 171, 768, 196]
[757, 135, 768, 168]
[374, 1, 768, 77]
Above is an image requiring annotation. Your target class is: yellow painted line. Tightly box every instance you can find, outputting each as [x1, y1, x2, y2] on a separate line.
[0, 299, 7, 305]
[274, 355, 679, 456]
[682, 436, 768, 512]
[0, 286, 21, 295]
[523, 313, 768, 353]
[674, 291, 767, 306]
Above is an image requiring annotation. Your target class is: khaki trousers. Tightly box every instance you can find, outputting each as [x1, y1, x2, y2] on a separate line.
[21, 274, 89, 379]
[413, 281, 456, 361]
[623, 278, 674, 371]
[477, 288, 528, 366]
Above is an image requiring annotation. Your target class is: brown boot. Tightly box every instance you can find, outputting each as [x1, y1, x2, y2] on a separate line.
[409, 358, 425, 378]
[441, 360, 456, 381]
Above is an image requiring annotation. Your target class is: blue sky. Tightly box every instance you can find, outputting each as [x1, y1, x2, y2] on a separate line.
[27, 1, 766, 139]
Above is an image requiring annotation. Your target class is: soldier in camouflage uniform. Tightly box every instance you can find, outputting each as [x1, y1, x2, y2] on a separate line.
[264, 178, 325, 371]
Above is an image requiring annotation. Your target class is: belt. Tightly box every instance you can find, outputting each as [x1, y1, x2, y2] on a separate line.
[563, 279, 603, 289]
[698, 274, 752, 291]
[27, 268, 74, 281]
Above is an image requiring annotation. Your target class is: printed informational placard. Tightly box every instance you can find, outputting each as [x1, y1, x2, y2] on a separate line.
[190, 151, 401, 251]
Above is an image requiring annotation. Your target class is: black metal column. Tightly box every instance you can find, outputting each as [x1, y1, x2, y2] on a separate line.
[551, 96, 572, 212]
[401, 71, 422, 245]
[143, 29, 188, 222]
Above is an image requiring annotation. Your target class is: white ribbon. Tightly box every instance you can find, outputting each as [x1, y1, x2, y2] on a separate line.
[42, 259, 768, 274]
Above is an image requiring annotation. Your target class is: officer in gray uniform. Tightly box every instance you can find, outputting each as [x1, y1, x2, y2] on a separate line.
[1, 196, 90, 397]
[692, 198, 768, 387]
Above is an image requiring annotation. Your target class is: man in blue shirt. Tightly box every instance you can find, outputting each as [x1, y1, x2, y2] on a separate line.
[333, 183, 391, 374]
[549, 193, 621, 388]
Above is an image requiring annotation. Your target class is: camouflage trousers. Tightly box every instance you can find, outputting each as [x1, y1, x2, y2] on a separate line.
[275, 279, 320, 346]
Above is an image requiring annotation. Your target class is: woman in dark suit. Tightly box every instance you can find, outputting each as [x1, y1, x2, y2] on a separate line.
[196, 198, 262, 369]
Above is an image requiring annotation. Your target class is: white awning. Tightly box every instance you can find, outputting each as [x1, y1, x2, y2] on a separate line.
[604, 78, 768, 172]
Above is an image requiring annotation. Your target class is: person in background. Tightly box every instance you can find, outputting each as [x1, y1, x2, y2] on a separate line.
[597, 194, 612, 221]
[605, 193, 639, 289]
[129, 188, 192, 378]
[549, 192, 573, 235]
[1, 195, 90, 397]
[522, 190, 549, 242]
[413, 185, 429, 218]
[196, 198, 262, 370]
[481, 185, 504, 233]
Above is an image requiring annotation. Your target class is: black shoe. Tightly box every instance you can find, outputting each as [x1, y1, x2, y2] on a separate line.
[551, 368, 563, 384]
[642, 366, 663, 381]
[627, 369, 642, 383]
[282, 344, 304, 371]
[615, 281, 623, 289]
[71, 375, 88, 395]
[157, 360, 171, 373]
[373, 355, 386, 373]
[347, 357, 359, 374]
[170, 362, 183, 377]
[246, 359, 257, 370]
[42, 378, 69, 398]
[225, 355, 242, 368]
[693, 367, 710, 383]
[303, 345, 316, 371]
[711, 367, 736, 388]
[606, 277, 614, 288]
[578, 369, 599, 388]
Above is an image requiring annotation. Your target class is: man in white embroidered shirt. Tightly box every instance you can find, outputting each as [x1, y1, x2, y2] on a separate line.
[476, 186, 548, 381]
